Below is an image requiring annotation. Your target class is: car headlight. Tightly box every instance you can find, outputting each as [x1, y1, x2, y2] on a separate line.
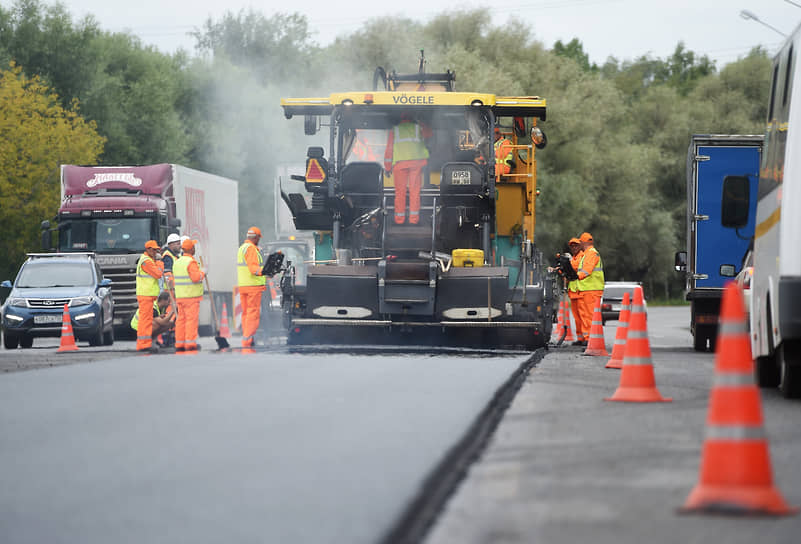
[70, 296, 94, 307]
[9, 297, 27, 307]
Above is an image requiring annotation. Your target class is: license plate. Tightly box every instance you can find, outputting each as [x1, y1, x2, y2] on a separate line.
[451, 170, 471, 185]
[34, 314, 63, 324]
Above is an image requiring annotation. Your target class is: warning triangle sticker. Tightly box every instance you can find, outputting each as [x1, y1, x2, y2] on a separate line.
[306, 159, 326, 183]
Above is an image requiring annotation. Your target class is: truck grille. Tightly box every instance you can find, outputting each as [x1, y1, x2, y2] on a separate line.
[27, 298, 71, 308]
[102, 265, 138, 317]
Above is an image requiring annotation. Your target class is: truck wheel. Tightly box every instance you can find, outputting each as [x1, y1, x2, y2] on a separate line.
[755, 355, 780, 388]
[693, 332, 708, 352]
[778, 341, 801, 399]
[19, 335, 34, 349]
[3, 333, 19, 349]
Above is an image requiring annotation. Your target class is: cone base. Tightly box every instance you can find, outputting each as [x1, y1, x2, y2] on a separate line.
[583, 348, 609, 357]
[605, 386, 672, 402]
[57, 345, 79, 353]
[681, 483, 799, 517]
[605, 358, 623, 369]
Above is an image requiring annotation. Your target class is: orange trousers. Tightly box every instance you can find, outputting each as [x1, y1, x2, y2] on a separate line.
[393, 159, 425, 224]
[240, 288, 263, 347]
[176, 297, 201, 350]
[578, 290, 603, 341]
[136, 295, 157, 350]
[568, 292, 582, 339]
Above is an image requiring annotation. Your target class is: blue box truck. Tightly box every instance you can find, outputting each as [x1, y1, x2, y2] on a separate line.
[676, 134, 762, 351]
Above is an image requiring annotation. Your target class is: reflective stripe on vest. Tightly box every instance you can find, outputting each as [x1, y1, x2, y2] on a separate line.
[392, 122, 429, 163]
[494, 138, 513, 165]
[238, 243, 266, 287]
[136, 254, 160, 296]
[578, 247, 604, 291]
[173, 256, 204, 298]
[130, 300, 163, 330]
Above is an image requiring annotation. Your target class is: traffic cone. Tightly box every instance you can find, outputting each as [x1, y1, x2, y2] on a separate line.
[564, 299, 576, 342]
[551, 299, 565, 343]
[57, 303, 79, 352]
[605, 286, 671, 402]
[605, 291, 631, 369]
[219, 301, 232, 339]
[583, 297, 609, 356]
[681, 282, 798, 516]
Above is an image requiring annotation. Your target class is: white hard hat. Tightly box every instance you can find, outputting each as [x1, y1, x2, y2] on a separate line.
[180, 235, 189, 243]
[166, 233, 181, 244]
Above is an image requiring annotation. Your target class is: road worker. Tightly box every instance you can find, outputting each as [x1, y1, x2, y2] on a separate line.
[161, 233, 181, 286]
[238, 226, 267, 348]
[566, 238, 585, 345]
[135, 240, 164, 352]
[173, 238, 205, 351]
[131, 291, 175, 346]
[384, 113, 432, 224]
[576, 232, 604, 345]
[494, 127, 514, 179]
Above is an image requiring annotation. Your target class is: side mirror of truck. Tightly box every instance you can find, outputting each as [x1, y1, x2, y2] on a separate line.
[304, 115, 319, 136]
[674, 251, 687, 272]
[721, 175, 750, 228]
[40, 220, 51, 251]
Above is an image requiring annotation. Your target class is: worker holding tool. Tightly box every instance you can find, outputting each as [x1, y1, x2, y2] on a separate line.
[173, 238, 205, 352]
[237, 226, 266, 348]
[135, 240, 164, 352]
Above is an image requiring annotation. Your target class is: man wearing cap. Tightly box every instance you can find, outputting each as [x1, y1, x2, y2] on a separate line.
[238, 227, 266, 347]
[173, 238, 205, 351]
[136, 240, 164, 352]
[576, 232, 604, 344]
[566, 238, 585, 344]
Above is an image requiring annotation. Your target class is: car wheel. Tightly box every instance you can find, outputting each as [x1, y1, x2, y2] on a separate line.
[19, 335, 33, 349]
[778, 341, 801, 399]
[103, 324, 114, 346]
[88, 314, 103, 347]
[3, 333, 19, 349]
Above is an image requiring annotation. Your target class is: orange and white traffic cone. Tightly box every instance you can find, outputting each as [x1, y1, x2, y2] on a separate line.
[219, 301, 232, 339]
[583, 297, 609, 356]
[605, 291, 631, 369]
[681, 282, 798, 516]
[57, 303, 79, 352]
[605, 286, 671, 402]
[564, 299, 576, 342]
[551, 299, 565, 343]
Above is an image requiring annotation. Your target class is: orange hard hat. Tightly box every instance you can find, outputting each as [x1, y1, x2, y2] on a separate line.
[580, 232, 593, 243]
[145, 240, 159, 250]
[568, 238, 581, 245]
[181, 239, 197, 251]
[247, 226, 262, 237]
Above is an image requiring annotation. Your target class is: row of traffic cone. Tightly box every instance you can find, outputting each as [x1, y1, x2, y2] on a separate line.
[593, 284, 796, 516]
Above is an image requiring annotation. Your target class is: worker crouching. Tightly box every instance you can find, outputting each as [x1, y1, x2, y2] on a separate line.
[174, 238, 205, 351]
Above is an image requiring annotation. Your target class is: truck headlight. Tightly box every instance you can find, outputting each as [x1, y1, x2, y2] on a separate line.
[70, 296, 94, 307]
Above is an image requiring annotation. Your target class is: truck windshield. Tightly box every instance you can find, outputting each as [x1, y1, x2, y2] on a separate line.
[17, 262, 94, 288]
[59, 218, 155, 253]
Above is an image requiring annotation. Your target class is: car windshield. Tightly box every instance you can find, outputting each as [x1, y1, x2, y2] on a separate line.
[16, 262, 94, 288]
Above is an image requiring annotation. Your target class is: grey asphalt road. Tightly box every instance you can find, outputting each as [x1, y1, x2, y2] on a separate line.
[0, 347, 528, 544]
[426, 306, 801, 544]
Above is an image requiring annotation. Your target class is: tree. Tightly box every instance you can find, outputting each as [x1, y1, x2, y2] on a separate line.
[552, 38, 598, 73]
[0, 63, 104, 280]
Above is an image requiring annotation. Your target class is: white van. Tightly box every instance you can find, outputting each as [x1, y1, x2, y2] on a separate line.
[728, 23, 801, 398]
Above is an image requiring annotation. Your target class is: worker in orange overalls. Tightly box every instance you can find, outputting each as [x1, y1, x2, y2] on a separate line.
[173, 238, 205, 352]
[136, 240, 164, 352]
[494, 127, 514, 179]
[566, 237, 585, 345]
[576, 232, 604, 345]
[384, 113, 432, 224]
[237, 226, 267, 347]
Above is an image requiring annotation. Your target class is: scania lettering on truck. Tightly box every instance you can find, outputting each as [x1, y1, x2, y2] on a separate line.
[43, 164, 239, 334]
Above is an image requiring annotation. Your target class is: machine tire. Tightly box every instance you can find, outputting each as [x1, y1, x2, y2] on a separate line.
[19, 335, 34, 349]
[103, 325, 114, 346]
[755, 355, 780, 388]
[3, 333, 19, 349]
[778, 341, 801, 399]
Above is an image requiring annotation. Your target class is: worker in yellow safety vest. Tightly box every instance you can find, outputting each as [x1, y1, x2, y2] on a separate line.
[494, 127, 514, 178]
[576, 232, 604, 345]
[131, 291, 175, 345]
[566, 238, 585, 345]
[237, 226, 267, 347]
[384, 113, 432, 224]
[173, 238, 205, 351]
[136, 240, 164, 352]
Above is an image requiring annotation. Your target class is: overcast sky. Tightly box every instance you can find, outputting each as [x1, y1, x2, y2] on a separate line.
[21, 0, 801, 67]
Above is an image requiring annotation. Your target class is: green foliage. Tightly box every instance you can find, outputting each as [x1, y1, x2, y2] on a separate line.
[553, 38, 597, 73]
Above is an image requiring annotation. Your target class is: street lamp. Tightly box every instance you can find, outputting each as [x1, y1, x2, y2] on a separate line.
[740, 10, 788, 37]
